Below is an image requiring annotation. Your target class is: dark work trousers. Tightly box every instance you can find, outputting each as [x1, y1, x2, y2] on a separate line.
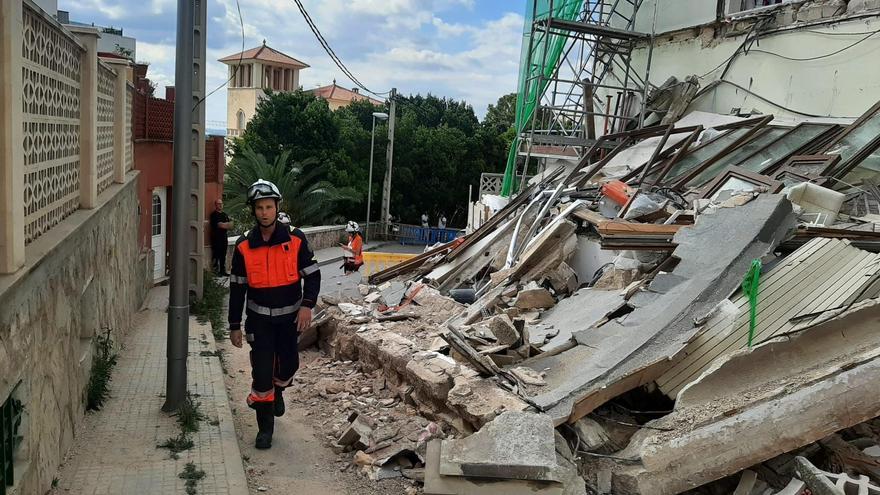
[244, 315, 299, 408]
[212, 241, 228, 274]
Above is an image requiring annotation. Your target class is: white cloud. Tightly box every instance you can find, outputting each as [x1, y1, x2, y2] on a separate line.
[69, 0, 127, 19]
[129, 0, 524, 127]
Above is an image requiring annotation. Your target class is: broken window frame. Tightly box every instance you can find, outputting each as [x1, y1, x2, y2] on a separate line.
[679, 125, 792, 190]
[774, 154, 842, 181]
[645, 123, 762, 188]
[697, 165, 784, 200]
[669, 115, 774, 190]
[726, 122, 842, 177]
[648, 126, 705, 188]
[822, 100, 880, 178]
[606, 124, 705, 186]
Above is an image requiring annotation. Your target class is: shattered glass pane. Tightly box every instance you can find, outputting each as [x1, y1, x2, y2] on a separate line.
[662, 128, 751, 184]
[735, 123, 835, 173]
[835, 111, 880, 184]
[685, 127, 788, 188]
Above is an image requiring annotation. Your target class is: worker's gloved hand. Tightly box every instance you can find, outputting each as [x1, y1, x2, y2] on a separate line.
[297, 307, 312, 333]
[229, 329, 243, 348]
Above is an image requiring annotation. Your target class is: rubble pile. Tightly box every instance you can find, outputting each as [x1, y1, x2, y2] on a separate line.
[308, 102, 880, 494]
[288, 353, 448, 486]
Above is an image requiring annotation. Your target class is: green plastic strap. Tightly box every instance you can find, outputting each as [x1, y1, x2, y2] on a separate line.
[741, 259, 762, 348]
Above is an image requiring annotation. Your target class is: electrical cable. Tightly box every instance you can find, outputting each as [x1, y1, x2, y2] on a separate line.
[290, 0, 391, 99]
[745, 27, 880, 61]
[694, 79, 859, 118]
[193, 0, 244, 111]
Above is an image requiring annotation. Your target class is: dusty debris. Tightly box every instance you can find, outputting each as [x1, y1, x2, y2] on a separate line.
[315, 101, 880, 495]
[438, 412, 559, 481]
[514, 282, 556, 310]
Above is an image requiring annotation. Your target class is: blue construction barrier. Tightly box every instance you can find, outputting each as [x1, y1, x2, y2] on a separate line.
[395, 224, 462, 245]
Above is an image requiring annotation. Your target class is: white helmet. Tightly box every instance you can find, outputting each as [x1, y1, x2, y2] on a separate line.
[345, 221, 360, 233]
[277, 212, 291, 225]
[247, 179, 282, 204]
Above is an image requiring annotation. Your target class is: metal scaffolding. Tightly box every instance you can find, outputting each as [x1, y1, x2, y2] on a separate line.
[515, 0, 655, 188]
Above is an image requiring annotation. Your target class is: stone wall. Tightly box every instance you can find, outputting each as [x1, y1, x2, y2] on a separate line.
[0, 173, 149, 495]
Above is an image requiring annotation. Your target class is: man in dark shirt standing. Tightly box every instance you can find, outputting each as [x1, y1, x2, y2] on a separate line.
[209, 199, 233, 276]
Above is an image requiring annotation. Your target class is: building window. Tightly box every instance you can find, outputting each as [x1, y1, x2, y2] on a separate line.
[727, 0, 790, 14]
[236, 110, 245, 130]
[151, 194, 162, 236]
[1, 388, 24, 495]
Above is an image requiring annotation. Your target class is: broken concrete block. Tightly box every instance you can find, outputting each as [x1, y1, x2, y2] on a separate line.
[446, 376, 529, 429]
[514, 283, 556, 310]
[502, 307, 520, 318]
[485, 314, 519, 346]
[364, 292, 384, 304]
[423, 440, 563, 495]
[544, 262, 578, 294]
[592, 268, 641, 290]
[338, 416, 375, 450]
[439, 412, 559, 482]
[405, 352, 458, 401]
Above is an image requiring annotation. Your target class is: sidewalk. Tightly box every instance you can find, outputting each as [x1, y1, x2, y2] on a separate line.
[53, 286, 248, 495]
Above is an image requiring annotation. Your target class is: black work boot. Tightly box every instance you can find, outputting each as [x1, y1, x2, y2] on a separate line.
[255, 405, 274, 449]
[273, 386, 285, 417]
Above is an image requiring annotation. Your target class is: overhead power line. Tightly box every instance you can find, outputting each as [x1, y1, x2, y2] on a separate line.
[290, 0, 391, 99]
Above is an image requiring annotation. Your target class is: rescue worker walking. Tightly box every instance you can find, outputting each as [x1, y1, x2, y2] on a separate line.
[341, 221, 363, 275]
[228, 179, 321, 449]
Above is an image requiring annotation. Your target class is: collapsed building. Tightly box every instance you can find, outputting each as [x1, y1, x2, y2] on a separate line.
[299, 1, 880, 494]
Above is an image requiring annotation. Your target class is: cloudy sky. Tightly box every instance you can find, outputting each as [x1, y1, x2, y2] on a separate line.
[60, 0, 526, 130]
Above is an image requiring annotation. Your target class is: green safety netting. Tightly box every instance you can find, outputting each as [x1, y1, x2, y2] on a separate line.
[500, 0, 585, 197]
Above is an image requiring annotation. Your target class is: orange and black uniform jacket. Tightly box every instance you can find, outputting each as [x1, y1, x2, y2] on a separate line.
[227, 223, 321, 331]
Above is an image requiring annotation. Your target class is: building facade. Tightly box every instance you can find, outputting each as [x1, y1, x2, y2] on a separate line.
[609, 0, 880, 121]
[220, 41, 309, 137]
[131, 71, 226, 283]
[0, 3, 150, 495]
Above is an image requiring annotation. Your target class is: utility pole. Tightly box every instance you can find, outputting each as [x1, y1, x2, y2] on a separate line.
[163, 0, 193, 413]
[380, 88, 397, 235]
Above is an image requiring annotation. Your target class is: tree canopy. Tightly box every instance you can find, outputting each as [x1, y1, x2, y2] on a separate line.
[226, 90, 517, 228]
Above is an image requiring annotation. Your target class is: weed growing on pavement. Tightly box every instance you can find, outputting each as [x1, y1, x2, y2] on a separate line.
[86, 330, 118, 411]
[190, 270, 228, 340]
[179, 462, 206, 495]
[176, 393, 206, 433]
[198, 349, 228, 374]
[157, 432, 194, 459]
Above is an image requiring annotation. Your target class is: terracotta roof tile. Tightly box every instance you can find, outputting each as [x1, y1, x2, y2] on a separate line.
[219, 43, 309, 68]
[308, 83, 383, 106]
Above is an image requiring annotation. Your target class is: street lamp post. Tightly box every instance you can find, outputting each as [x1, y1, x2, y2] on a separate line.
[366, 112, 388, 243]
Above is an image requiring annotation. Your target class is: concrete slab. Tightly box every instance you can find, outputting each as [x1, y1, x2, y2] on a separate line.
[529, 288, 625, 354]
[524, 194, 796, 423]
[424, 440, 563, 495]
[438, 412, 559, 482]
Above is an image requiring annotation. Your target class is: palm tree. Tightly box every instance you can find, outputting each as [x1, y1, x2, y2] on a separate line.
[224, 146, 360, 230]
